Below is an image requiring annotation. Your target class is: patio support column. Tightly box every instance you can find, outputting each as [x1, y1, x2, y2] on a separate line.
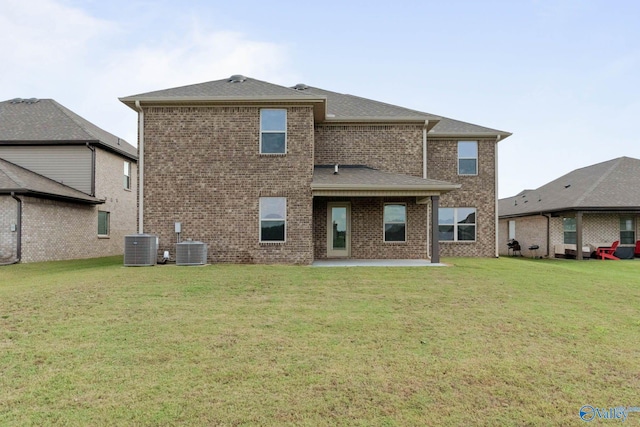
[431, 195, 440, 264]
[576, 211, 584, 260]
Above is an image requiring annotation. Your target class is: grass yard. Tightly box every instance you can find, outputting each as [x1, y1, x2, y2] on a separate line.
[1, 257, 639, 426]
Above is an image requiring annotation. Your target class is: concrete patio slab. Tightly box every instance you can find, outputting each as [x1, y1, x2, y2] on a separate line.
[311, 259, 446, 267]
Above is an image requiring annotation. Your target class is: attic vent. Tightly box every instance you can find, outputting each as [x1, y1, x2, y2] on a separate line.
[24, 98, 39, 104]
[10, 98, 23, 104]
[292, 83, 309, 90]
[228, 74, 247, 83]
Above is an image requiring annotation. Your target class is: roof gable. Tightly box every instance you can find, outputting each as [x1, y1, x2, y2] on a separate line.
[0, 157, 103, 204]
[0, 99, 137, 159]
[499, 157, 640, 217]
[120, 75, 511, 137]
[120, 76, 323, 102]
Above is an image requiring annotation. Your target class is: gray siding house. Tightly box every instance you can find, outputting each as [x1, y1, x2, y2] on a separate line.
[0, 98, 138, 264]
[498, 157, 640, 259]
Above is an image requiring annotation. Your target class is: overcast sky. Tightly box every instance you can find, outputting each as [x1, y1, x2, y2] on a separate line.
[2, 0, 638, 198]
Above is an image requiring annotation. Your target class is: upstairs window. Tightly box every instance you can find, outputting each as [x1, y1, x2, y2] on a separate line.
[384, 204, 406, 242]
[260, 109, 287, 154]
[98, 211, 110, 236]
[438, 207, 476, 241]
[124, 161, 131, 190]
[563, 217, 576, 244]
[620, 217, 635, 244]
[260, 197, 286, 242]
[458, 141, 478, 175]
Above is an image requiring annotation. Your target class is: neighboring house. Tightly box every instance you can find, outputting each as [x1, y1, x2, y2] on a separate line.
[120, 75, 510, 264]
[0, 98, 138, 264]
[498, 157, 640, 259]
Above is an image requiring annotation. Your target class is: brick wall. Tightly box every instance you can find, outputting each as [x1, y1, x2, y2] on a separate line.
[20, 196, 96, 262]
[4, 148, 137, 263]
[142, 105, 315, 264]
[315, 128, 498, 258]
[552, 213, 639, 250]
[428, 138, 497, 257]
[500, 213, 640, 258]
[0, 196, 19, 263]
[95, 148, 138, 255]
[498, 216, 548, 257]
[314, 124, 423, 176]
[313, 197, 428, 259]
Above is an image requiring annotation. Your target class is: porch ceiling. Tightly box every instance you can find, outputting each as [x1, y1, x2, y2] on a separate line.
[312, 165, 460, 198]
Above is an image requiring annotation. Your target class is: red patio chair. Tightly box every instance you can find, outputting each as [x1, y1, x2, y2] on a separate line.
[635, 241, 640, 258]
[596, 241, 620, 260]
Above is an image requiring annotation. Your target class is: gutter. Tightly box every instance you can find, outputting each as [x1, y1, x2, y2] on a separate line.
[311, 183, 461, 191]
[495, 135, 501, 257]
[423, 120, 429, 179]
[1, 193, 22, 265]
[135, 100, 144, 234]
[543, 214, 551, 258]
[2, 140, 137, 162]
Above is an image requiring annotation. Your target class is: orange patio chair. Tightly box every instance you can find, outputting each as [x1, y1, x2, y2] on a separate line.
[596, 241, 620, 260]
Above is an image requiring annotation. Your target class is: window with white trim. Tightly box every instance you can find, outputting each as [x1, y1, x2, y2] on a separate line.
[438, 207, 476, 241]
[384, 203, 406, 242]
[260, 109, 286, 154]
[124, 161, 131, 190]
[458, 141, 478, 175]
[563, 217, 576, 244]
[620, 217, 635, 244]
[260, 197, 286, 242]
[508, 220, 516, 240]
[98, 211, 110, 236]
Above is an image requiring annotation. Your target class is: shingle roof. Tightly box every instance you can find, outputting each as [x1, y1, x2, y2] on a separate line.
[120, 75, 511, 137]
[297, 86, 440, 122]
[499, 157, 640, 217]
[0, 158, 103, 204]
[299, 86, 510, 136]
[312, 165, 460, 192]
[120, 76, 323, 102]
[427, 116, 512, 138]
[0, 99, 137, 159]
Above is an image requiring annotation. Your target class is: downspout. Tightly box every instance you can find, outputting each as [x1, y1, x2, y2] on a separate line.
[1, 193, 22, 265]
[494, 135, 501, 258]
[86, 143, 96, 196]
[543, 214, 551, 258]
[426, 199, 431, 259]
[134, 100, 144, 234]
[423, 120, 429, 259]
[423, 120, 429, 179]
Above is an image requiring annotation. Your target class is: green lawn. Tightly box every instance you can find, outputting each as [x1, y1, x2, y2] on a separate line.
[1, 257, 639, 426]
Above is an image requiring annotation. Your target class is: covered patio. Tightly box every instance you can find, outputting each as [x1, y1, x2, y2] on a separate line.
[311, 165, 460, 264]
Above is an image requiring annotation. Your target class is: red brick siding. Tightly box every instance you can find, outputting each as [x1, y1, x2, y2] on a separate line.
[142, 105, 315, 264]
[314, 125, 423, 176]
[428, 138, 497, 257]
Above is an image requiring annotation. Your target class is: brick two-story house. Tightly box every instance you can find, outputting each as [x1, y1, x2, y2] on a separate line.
[0, 98, 137, 264]
[120, 75, 510, 264]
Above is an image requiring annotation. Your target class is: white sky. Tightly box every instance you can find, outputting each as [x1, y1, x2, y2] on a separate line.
[2, 0, 639, 198]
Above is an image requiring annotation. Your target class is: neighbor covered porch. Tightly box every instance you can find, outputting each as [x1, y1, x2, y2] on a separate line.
[311, 166, 460, 264]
